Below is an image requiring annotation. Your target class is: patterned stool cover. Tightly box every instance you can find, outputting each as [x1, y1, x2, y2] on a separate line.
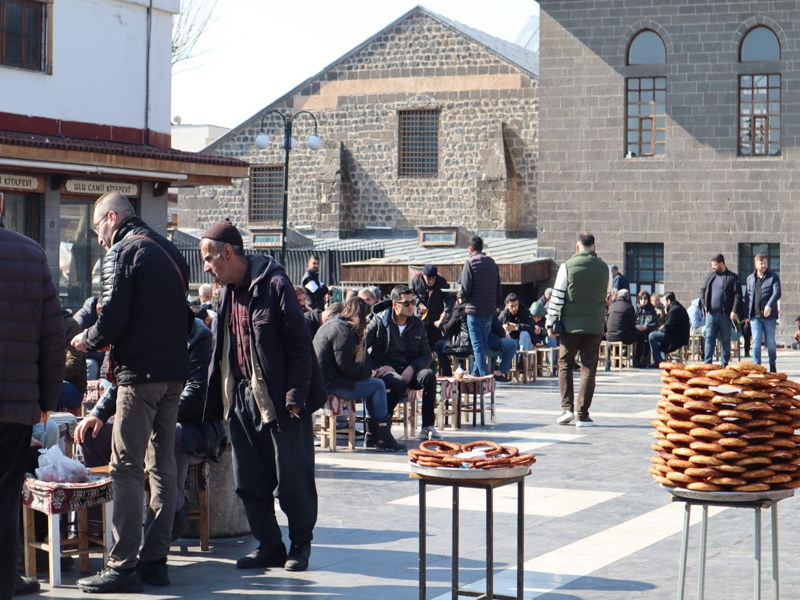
[185, 461, 211, 492]
[436, 377, 459, 400]
[21, 474, 113, 515]
[459, 375, 496, 394]
[323, 395, 355, 417]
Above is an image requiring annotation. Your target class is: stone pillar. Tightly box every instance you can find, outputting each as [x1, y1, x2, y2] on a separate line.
[475, 122, 516, 235]
[316, 141, 352, 237]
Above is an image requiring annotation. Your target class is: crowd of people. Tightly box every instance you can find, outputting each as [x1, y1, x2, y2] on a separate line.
[0, 187, 789, 600]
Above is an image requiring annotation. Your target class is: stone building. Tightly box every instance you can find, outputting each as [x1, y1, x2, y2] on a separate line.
[538, 0, 800, 341]
[180, 6, 539, 249]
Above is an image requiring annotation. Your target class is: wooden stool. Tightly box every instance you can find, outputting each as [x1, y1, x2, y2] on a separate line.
[393, 389, 420, 439]
[457, 375, 496, 427]
[21, 474, 114, 588]
[535, 347, 555, 377]
[185, 461, 210, 551]
[689, 334, 704, 362]
[435, 377, 459, 430]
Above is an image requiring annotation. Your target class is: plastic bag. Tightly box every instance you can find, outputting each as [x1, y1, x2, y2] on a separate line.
[35, 446, 90, 483]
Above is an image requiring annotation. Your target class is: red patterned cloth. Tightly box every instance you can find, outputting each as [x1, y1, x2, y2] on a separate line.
[21, 474, 113, 515]
[323, 395, 355, 417]
[186, 461, 210, 492]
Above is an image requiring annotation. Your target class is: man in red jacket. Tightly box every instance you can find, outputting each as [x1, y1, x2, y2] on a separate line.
[0, 192, 65, 599]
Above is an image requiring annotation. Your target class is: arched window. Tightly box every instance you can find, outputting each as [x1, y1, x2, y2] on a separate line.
[740, 26, 780, 62]
[628, 30, 666, 65]
[738, 26, 781, 157]
[625, 30, 667, 158]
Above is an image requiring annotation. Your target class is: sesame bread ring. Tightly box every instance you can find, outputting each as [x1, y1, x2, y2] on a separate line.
[708, 477, 747, 486]
[684, 388, 716, 399]
[656, 422, 676, 435]
[691, 414, 723, 426]
[688, 454, 723, 467]
[768, 438, 795, 449]
[672, 447, 697, 458]
[775, 479, 800, 489]
[689, 441, 725, 453]
[713, 451, 748, 461]
[686, 363, 722, 373]
[670, 369, 695, 380]
[668, 458, 694, 470]
[461, 441, 503, 456]
[666, 471, 699, 484]
[664, 404, 695, 419]
[655, 411, 671, 423]
[740, 444, 776, 454]
[706, 368, 739, 380]
[761, 474, 792, 484]
[714, 422, 748, 434]
[767, 425, 795, 435]
[718, 437, 749, 448]
[770, 387, 797, 398]
[737, 401, 773, 412]
[668, 420, 696, 431]
[766, 399, 794, 410]
[652, 443, 666, 452]
[736, 390, 771, 400]
[782, 380, 800, 392]
[419, 440, 462, 456]
[716, 464, 747, 474]
[651, 455, 667, 465]
[658, 439, 678, 450]
[654, 475, 678, 487]
[689, 427, 723, 440]
[684, 400, 716, 412]
[687, 377, 724, 388]
[668, 393, 689, 404]
[661, 375, 678, 383]
[732, 483, 771, 492]
[741, 468, 776, 480]
[648, 465, 666, 477]
[667, 433, 695, 444]
[731, 377, 771, 388]
[668, 381, 691, 392]
[761, 411, 792, 422]
[735, 456, 773, 467]
[509, 454, 536, 466]
[711, 395, 744, 406]
[659, 361, 685, 370]
[718, 409, 752, 421]
[684, 467, 723, 479]
[771, 464, 799, 472]
[746, 419, 778, 429]
[731, 362, 765, 372]
[741, 431, 775, 441]
[687, 482, 723, 492]
[502, 446, 520, 458]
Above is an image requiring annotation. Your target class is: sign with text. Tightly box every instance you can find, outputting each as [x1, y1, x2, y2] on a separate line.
[0, 172, 44, 193]
[63, 179, 140, 198]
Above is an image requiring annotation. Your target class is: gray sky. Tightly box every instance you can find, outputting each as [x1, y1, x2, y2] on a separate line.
[171, 0, 539, 129]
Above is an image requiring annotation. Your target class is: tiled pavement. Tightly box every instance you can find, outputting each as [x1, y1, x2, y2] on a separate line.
[34, 351, 800, 599]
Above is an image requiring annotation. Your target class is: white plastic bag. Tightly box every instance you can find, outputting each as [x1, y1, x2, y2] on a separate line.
[35, 446, 90, 483]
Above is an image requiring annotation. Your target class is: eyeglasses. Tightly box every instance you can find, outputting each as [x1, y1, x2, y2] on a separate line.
[395, 300, 414, 307]
[92, 213, 110, 234]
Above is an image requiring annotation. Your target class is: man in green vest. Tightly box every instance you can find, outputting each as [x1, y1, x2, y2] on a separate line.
[545, 233, 610, 427]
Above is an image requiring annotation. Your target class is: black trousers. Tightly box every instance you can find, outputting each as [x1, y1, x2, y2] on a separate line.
[1, 423, 32, 600]
[379, 368, 436, 428]
[229, 380, 317, 550]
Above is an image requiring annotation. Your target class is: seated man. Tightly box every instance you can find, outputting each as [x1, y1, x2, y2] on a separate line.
[366, 285, 441, 441]
[59, 308, 87, 411]
[606, 289, 647, 364]
[688, 298, 705, 335]
[75, 308, 225, 541]
[648, 292, 690, 366]
[530, 301, 559, 348]
[498, 293, 535, 352]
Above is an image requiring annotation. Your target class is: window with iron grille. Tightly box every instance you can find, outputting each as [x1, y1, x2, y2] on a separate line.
[1, 0, 44, 71]
[739, 75, 780, 157]
[738, 243, 780, 282]
[626, 77, 666, 157]
[398, 109, 439, 178]
[249, 166, 284, 223]
[625, 243, 664, 295]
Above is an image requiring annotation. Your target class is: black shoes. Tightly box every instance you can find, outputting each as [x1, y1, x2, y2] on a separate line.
[77, 566, 143, 594]
[139, 558, 170, 586]
[374, 418, 407, 452]
[236, 544, 287, 569]
[171, 497, 190, 542]
[284, 542, 311, 572]
[15, 576, 40, 596]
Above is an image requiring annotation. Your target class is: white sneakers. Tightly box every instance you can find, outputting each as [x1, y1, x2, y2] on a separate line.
[556, 411, 575, 425]
[419, 426, 443, 440]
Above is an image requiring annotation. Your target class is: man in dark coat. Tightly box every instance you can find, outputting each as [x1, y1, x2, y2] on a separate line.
[201, 219, 325, 574]
[610, 265, 630, 292]
[700, 253, 742, 366]
[745, 253, 781, 372]
[366, 285, 440, 441]
[412, 264, 453, 349]
[648, 292, 690, 366]
[498, 293, 536, 351]
[72, 191, 189, 593]
[0, 192, 65, 599]
[301, 254, 328, 311]
[605, 289, 647, 364]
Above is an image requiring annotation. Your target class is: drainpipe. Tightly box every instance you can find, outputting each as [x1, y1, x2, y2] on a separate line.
[144, 0, 153, 144]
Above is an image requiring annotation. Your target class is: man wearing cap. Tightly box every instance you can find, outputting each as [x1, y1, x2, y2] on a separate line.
[71, 191, 189, 593]
[199, 219, 326, 573]
[610, 265, 629, 292]
[412, 264, 453, 349]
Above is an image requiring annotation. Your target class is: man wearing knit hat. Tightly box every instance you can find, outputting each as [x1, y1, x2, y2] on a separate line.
[199, 219, 326, 573]
[72, 191, 189, 593]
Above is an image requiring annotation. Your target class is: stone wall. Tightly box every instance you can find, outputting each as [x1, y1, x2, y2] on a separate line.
[179, 10, 538, 238]
[539, 0, 800, 343]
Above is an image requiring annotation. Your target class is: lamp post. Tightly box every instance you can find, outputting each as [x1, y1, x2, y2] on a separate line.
[255, 109, 322, 263]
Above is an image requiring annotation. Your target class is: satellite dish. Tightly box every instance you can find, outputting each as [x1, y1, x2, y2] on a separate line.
[173, 116, 182, 125]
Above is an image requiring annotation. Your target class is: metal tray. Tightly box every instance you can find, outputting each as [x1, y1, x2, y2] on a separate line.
[410, 461, 531, 480]
[662, 485, 795, 503]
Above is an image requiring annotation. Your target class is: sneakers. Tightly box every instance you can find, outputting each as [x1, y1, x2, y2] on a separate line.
[77, 566, 143, 594]
[576, 417, 595, 427]
[494, 373, 511, 384]
[171, 496, 189, 542]
[236, 544, 287, 569]
[419, 425, 443, 440]
[15, 576, 40, 596]
[285, 542, 311, 572]
[556, 411, 575, 425]
[139, 559, 169, 586]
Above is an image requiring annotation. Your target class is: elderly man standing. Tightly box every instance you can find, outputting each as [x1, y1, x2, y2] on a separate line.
[200, 219, 325, 573]
[746, 254, 781, 372]
[546, 233, 609, 427]
[412, 264, 453, 349]
[0, 192, 65, 599]
[71, 192, 189, 593]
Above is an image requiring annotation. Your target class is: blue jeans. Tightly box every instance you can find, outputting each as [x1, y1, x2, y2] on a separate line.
[750, 317, 777, 369]
[518, 331, 533, 352]
[476, 338, 517, 376]
[58, 380, 83, 409]
[466, 314, 493, 376]
[328, 377, 388, 419]
[649, 331, 666, 365]
[32, 419, 60, 449]
[703, 312, 732, 366]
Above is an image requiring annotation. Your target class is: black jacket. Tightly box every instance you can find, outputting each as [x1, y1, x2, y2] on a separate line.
[458, 252, 502, 317]
[366, 300, 431, 372]
[301, 268, 329, 311]
[498, 304, 535, 340]
[313, 317, 372, 391]
[606, 299, 637, 343]
[635, 303, 659, 332]
[305, 308, 323, 338]
[441, 303, 472, 354]
[701, 269, 742, 317]
[179, 317, 213, 424]
[659, 300, 691, 354]
[73, 296, 105, 366]
[412, 274, 453, 324]
[83, 216, 190, 385]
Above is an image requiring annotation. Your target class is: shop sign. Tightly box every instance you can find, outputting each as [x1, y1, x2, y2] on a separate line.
[0, 172, 44, 193]
[63, 179, 140, 198]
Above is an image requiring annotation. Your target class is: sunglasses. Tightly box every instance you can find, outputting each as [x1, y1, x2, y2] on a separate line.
[394, 300, 414, 307]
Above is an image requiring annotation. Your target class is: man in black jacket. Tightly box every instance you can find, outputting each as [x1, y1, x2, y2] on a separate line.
[301, 255, 328, 311]
[71, 191, 189, 593]
[648, 292, 690, 366]
[605, 290, 647, 365]
[366, 285, 441, 441]
[412, 264, 453, 349]
[700, 254, 742, 366]
[498, 293, 535, 351]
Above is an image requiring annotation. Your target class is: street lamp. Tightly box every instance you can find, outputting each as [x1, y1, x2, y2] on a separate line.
[254, 109, 322, 263]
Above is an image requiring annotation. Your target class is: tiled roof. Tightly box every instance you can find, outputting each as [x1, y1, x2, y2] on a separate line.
[0, 130, 247, 167]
